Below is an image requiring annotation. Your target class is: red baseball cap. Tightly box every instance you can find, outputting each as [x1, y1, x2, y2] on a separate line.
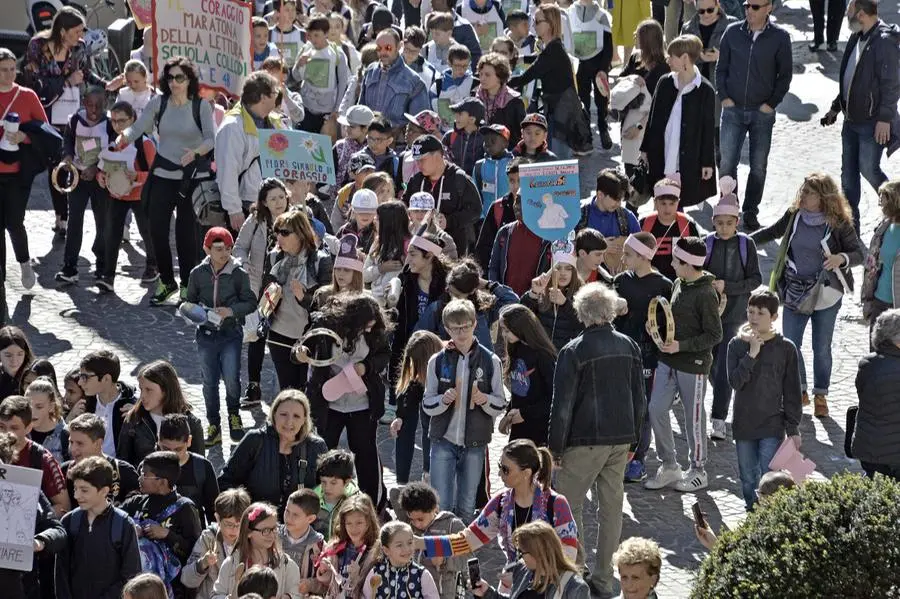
[203, 227, 234, 248]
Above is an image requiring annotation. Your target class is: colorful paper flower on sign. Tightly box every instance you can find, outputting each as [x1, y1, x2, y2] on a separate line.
[303, 137, 327, 164]
[267, 132, 290, 156]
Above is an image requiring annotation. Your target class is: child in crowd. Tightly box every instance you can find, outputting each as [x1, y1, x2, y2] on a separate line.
[22, 359, 58, 393]
[269, 0, 305, 65]
[476, 157, 525, 271]
[400, 111, 445, 182]
[313, 448, 360, 537]
[55, 87, 112, 285]
[313, 234, 366, 309]
[364, 201, 411, 308]
[158, 414, 220, 527]
[436, 45, 478, 127]
[70, 349, 135, 456]
[504, 10, 538, 60]
[236, 566, 280, 599]
[704, 186, 762, 441]
[521, 241, 586, 350]
[442, 98, 486, 176]
[363, 170, 399, 204]
[403, 26, 440, 94]
[26, 377, 69, 464]
[393, 482, 465, 599]
[121, 451, 203, 597]
[407, 192, 459, 260]
[513, 113, 557, 161]
[315, 495, 380, 599]
[114, 59, 158, 119]
[422, 299, 506, 521]
[363, 114, 403, 193]
[63, 368, 85, 419]
[0, 395, 70, 515]
[123, 573, 169, 599]
[338, 188, 379, 253]
[472, 124, 513, 219]
[57, 456, 141, 599]
[332, 152, 377, 230]
[577, 169, 640, 276]
[639, 175, 701, 280]
[0, 325, 32, 398]
[645, 237, 722, 493]
[727, 290, 802, 511]
[293, 17, 350, 133]
[612, 232, 673, 482]
[328, 14, 361, 74]
[487, 190, 552, 297]
[261, 57, 306, 129]
[280, 488, 325, 595]
[335, 105, 376, 189]
[390, 330, 444, 485]
[252, 17, 281, 70]
[184, 227, 256, 445]
[362, 521, 441, 599]
[212, 502, 302, 599]
[423, 13, 457, 72]
[497, 304, 557, 445]
[284, 178, 333, 234]
[62, 413, 139, 506]
[182, 488, 251, 599]
[97, 100, 158, 291]
[574, 228, 609, 284]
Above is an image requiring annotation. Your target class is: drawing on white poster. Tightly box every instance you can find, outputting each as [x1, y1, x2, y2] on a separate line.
[0, 463, 42, 571]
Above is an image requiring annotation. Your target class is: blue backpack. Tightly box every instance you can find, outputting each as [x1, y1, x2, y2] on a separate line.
[134, 496, 195, 597]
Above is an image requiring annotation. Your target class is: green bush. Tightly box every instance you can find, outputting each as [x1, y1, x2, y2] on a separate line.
[691, 473, 900, 598]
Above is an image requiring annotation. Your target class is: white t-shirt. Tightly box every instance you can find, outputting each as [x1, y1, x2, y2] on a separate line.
[116, 87, 157, 119]
[93, 397, 118, 457]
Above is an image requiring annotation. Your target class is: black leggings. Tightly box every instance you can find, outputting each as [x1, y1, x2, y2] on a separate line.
[248, 334, 267, 383]
[0, 175, 30, 280]
[575, 52, 609, 127]
[323, 408, 386, 510]
[267, 329, 308, 391]
[146, 174, 198, 287]
[104, 197, 156, 279]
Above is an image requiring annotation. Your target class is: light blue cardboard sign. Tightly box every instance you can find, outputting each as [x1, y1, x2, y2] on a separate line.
[258, 129, 336, 185]
[519, 160, 580, 241]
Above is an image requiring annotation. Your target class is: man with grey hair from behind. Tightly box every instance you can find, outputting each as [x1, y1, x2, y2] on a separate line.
[548, 282, 647, 599]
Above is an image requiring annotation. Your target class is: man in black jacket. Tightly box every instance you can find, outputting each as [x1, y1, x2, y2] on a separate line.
[549, 283, 645, 599]
[716, 2, 792, 230]
[823, 0, 900, 234]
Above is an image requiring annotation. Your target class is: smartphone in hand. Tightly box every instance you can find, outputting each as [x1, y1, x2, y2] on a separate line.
[467, 558, 481, 588]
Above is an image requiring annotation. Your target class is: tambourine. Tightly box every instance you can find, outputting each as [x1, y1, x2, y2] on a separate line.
[648, 296, 675, 347]
[717, 291, 728, 316]
[51, 162, 79, 193]
[296, 327, 344, 367]
[106, 169, 133, 197]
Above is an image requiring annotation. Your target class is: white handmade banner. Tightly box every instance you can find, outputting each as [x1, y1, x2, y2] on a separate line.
[151, 0, 252, 98]
[0, 463, 42, 572]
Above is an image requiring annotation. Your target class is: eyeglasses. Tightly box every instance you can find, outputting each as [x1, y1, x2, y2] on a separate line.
[697, 6, 717, 13]
[447, 323, 474, 334]
[138, 470, 162, 481]
[166, 73, 188, 83]
[450, 62, 469, 69]
[252, 526, 277, 536]
[498, 462, 511, 475]
[743, 2, 769, 10]
[367, 134, 391, 144]
[77, 372, 97, 381]
[376, 44, 395, 52]
[219, 520, 241, 530]
[274, 228, 293, 237]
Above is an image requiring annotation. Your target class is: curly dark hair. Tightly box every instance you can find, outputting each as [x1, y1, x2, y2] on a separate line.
[445, 258, 495, 313]
[159, 56, 201, 98]
[316, 293, 393, 354]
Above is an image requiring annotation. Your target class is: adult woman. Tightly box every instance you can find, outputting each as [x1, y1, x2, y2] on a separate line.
[117, 360, 204, 466]
[751, 173, 865, 418]
[567, 0, 614, 149]
[0, 48, 46, 291]
[861, 181, 900, 330]
[520, 253, 585, 350]
[265, 208, 332, 391]
[299, 294, 391, 507]
[611, 537, 661, 599]
[115, 57, 216, 305]
[508, 5, 580, 159]
[22, 7, 105, 236]
[234, 178, 290, 407]
[472, 521, 589, 599]
[476, 53, 527, 148]
[0, 325, 34, 400]
[415, 440, 578, 576]
[851, 308, 900, 482]
[219, 390, 328, 514]
[640, 35, 716, 208]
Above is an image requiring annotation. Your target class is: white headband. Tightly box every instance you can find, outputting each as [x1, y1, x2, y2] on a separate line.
[625, 235, 656, 259]
[553, 251, 577, 267]
[672, 244, 706, 267]
[410, 235, 443, 256]
[334, 256, 364, 272]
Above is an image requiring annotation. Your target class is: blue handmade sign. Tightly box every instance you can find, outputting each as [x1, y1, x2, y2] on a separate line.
[258, 129, 336, 185]
[519, 160, 580, 241]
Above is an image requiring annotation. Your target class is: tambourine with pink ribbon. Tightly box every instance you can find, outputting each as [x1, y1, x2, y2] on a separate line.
[647, 296, 675, 347]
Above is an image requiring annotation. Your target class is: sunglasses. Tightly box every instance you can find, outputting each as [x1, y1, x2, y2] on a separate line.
[166, 73, 188, 83]
[274, 228, 293, 237]
[697, 7, 717, 13]
[743, 2, 769, 9]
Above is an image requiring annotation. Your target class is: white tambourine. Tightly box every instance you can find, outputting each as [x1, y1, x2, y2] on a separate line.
[295, 327, 344, 367]
[51, 162, 79, 193]
[106, 169, 133, 197]
[648, 296, 675, 347]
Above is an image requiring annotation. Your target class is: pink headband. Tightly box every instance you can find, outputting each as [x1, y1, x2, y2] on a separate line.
[672, 244, 706, 267]
[248, 506, 267, 522]
[410, 235, 443, 256]
[553, 251, 577, 267]
[334, 256, 364, 272]
[654, 183, 681, 199]
[625, 235, 655, 259]
[713, 204, 741, 217]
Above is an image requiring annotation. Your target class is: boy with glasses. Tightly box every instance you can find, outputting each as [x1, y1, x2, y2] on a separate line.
[435, 45, 478, 129]
[71, 349, 135, 457]
[363, 114, 403, 193]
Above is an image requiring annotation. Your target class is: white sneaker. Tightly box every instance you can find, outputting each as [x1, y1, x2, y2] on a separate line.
[710, 418, 727, 440]
[674, 468, 708, 492]
[20, 261, 35, 290]
[644, 465, 683, 490]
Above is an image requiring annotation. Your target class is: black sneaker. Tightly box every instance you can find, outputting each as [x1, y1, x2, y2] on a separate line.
[827, 42, 838, 52]
[228, 412, 245, 441]
[150, 281, 179, 306]
[599, 125, 613, 150]
[204, 424, 222, 447]
[240, 382, 262, 409]
[96, 277, 114, 293]
[55, 268, 78, 284]
[742, 214, 761, 231]
[140, 265, 160, 284]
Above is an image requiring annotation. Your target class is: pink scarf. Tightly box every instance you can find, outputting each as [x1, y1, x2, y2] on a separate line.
[477, 85, 520, 122]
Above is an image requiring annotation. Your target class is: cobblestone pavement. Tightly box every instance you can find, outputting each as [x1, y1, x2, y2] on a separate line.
[4, 2, 899, 595]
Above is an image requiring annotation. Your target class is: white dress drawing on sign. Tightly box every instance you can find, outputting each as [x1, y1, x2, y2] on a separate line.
[537, 193, 569, 229]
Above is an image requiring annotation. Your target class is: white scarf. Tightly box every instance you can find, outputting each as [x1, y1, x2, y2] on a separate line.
[663, 67, 702, 176]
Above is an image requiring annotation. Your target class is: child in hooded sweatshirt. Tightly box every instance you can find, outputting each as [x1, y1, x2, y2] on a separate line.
[472, 124, 513, 219]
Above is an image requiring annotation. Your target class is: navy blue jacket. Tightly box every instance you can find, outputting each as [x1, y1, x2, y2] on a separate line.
[716, 19, 792, 109]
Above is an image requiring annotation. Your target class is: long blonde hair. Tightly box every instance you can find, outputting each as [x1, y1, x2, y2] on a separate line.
[513, 521, 579, 593]
[791, 173, 853, 229]
[395, 331, 444, 395]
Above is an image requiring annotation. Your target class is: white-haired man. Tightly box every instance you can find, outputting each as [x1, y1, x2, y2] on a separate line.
[549, 282, 646, 599]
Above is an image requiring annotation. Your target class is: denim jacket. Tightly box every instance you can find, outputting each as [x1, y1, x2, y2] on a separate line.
[359, 57, 431, 127]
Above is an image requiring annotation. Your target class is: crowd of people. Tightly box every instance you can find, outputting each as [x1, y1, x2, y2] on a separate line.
[0, 0, 898, 597]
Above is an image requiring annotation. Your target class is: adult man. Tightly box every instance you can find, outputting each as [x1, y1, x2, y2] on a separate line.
[215, 71, 282, 233]
[359, 29, 431, 134]
[823, 0, 899, 233]
[549, 283, 646, 599]
[716, 0, 792, 230]
[402, 134, 482, 252]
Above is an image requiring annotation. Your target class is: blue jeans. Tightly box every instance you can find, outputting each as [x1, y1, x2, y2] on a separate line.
[394, 406, 431, 484]
[719, 106, 776, 218]
[780, 297, 842, 395]
[64, 179, 109, 272]
[429, 438, 485, 521]
[735, 437, 782, 510]
[841, 120, 888, 233]
[196, 327, 242, 426]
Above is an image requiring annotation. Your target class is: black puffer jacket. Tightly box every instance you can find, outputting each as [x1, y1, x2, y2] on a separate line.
[852, 344, 900, 466]
[218, 424, 328, 512]
[402, 161, 484, 252]
[117, 409, 205, 467]
[520, 291, 584, 351]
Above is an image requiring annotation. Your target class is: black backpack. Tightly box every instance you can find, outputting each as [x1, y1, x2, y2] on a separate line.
[64, 506, 130, 550]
